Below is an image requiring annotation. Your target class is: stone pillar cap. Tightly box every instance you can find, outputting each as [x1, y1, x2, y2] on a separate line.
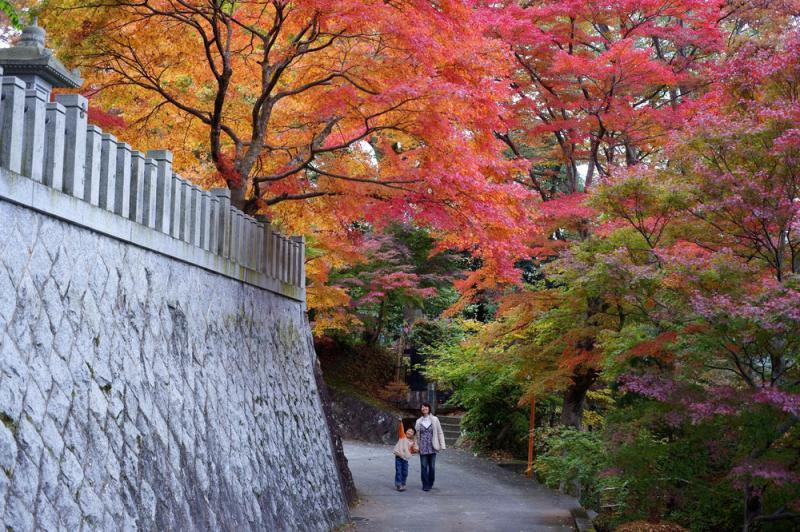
[20, 19, 46, 49]
[0, 19, 83, 88]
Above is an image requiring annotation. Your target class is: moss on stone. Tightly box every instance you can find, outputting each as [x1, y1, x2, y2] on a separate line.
[0, 411, 16, 433]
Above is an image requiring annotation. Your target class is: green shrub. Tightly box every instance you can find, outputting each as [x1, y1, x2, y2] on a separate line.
[535, 427, 607, 507]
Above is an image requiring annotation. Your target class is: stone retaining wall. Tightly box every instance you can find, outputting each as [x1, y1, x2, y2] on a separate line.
[0, 196, 349, 530]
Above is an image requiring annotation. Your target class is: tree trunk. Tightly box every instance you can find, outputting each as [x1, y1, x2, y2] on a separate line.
[743, 480, 762, 532]
[230, 182, 247, 212]
[560, 369, 599, 429]
[366, 299, 387, 347]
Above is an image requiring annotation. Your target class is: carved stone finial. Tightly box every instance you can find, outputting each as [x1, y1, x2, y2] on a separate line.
[19, 21, 46, 50]
[0, 19, 83, 95]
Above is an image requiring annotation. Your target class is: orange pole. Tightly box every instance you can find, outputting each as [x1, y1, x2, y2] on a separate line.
[526, 393, 535, 477]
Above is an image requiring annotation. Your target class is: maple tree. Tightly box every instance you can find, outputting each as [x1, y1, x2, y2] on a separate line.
[38, 0, 534, 315]
[423, 3, 799, 527]
[475, 21, 800, 526]
[445, 0, 727, 427]
[485, 0, 722, 194]
[622, 30, 800, 527]
[320, 224, 459, 345]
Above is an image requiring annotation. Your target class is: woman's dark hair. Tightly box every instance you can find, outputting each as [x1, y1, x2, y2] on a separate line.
[421, 402, 432, 411]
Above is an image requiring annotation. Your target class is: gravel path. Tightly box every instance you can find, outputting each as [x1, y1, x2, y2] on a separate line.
[344, 440, 578, 532]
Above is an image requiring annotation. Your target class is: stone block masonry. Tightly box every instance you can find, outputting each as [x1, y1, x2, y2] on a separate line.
[0, 197, 349, 530]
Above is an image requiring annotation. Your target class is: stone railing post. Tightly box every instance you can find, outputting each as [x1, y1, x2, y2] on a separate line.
[251, 219, 260, 271]
[99, 133, 118, 212]
[84, 125, 103, 206]
[291, 236, 305, 288]
[176, 178, 189, 242]
[211, 189, 231, 257]
[244, 216, 257, 270]
[22, 88, 46, 182]
[184, 184, 194, 245]
[173, 175, 186, 240]
[255, 215, 269, 272]
[241, 216, 250, 267]
[43, 102, 66, 190]
[270, 230, 280, 279]
[289, 238, 296, 284]
[278, 235, 287, 282]
[246, 217, 254, 268]
[147, 149, 172, 234]
[252, 218, 264, 272]
[200, 190, 211, 251]
[229, 208, 239, 262]
[186, 184, 195, 245]
[298, 240, 304, 286]
[0, 76, 25, 173]
[286, 237, 295, 284]
[255, 219, 264, 271]
[190, 185, 202, 247]
[286, 236, 293, 283]
[56, 94, 88, 199]
[130, 151, 145, 223]
[284, 236, 292, 283]
[263, 224, 274, 276]
[238, 211, 247, 265]
[231, 209, 243, 264]
[208, 193, 219, 254]
[114, 143, 132, 218]
[142, 156, 158, 229]
[291, 239, 300, 285]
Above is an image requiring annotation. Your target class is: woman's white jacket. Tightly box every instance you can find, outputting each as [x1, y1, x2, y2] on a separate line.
[415, 415, 447, 451]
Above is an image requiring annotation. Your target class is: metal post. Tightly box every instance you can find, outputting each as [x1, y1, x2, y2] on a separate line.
[526, 394, 535, 478]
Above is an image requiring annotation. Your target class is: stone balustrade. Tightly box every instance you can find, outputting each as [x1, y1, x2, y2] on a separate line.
[0, 24, 305, 302]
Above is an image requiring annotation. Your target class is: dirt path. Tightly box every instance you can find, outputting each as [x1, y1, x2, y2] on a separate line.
[344, 440, 578, 532]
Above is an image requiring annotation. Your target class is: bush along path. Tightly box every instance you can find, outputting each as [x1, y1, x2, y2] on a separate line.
[344, 440, 580, 531]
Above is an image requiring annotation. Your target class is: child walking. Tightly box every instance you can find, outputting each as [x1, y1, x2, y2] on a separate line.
[393, 427, 417, 491]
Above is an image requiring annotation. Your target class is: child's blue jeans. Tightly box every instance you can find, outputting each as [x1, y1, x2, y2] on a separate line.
[395, 456, 409, 487]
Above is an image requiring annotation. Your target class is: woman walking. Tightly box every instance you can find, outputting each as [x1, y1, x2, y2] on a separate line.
[415, 402, 446, 491]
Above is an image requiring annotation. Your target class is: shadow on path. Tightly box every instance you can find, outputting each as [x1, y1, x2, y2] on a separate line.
[344, 440, 578, 532]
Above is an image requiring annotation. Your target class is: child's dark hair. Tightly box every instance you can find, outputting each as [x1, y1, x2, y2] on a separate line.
[406, 427, 415, 434]
[421, 402, 432, 411]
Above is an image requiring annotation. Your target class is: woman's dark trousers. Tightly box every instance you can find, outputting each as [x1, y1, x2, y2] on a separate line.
[420, 453, 436, 490]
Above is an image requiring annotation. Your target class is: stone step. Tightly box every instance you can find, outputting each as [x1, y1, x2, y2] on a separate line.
[443, 427, 461, 444]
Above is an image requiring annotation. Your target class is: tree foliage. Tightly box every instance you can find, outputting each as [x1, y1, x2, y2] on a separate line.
[37, 0, 540, 315]
[427, 3, 800, 528]
[0, 1, 20, 28]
